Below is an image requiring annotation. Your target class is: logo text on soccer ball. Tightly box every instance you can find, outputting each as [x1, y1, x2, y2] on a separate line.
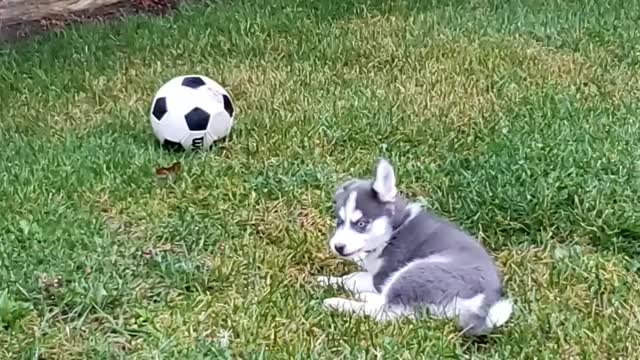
[192, 136, 205, 149]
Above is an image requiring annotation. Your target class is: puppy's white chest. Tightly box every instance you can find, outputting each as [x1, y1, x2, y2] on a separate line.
[361, 250, 384, 274]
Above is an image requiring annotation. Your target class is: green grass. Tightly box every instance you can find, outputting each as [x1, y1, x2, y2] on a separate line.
[1, 0, 640, 358]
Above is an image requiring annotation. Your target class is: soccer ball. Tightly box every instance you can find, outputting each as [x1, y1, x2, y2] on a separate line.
[149, 75, 235, 151]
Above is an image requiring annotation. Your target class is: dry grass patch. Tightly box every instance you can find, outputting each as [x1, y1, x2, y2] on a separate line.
[497, 244, 640, 357]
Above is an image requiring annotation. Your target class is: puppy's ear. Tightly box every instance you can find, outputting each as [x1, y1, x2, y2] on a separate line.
[372, 158, 397, 203]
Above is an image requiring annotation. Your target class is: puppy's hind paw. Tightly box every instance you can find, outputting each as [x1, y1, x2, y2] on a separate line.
[323, 297, 353, 311]
[354, 291, 384, 304]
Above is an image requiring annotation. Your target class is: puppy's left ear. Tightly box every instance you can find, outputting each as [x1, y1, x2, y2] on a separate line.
[372, 158, 397, 203]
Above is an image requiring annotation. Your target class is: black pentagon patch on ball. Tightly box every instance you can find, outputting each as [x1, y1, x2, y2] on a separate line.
[152, 97, 168, 120]
[181, 76, 206, 89]
[185, 107, 210, 131]
[162, 139, 184, 152]
[222, 94, 234, 117]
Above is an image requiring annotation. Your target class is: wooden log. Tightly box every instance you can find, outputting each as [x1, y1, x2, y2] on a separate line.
[0, 0, 122, 26]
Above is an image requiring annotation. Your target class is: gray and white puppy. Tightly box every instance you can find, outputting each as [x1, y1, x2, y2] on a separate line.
[316, 158, 513, 335]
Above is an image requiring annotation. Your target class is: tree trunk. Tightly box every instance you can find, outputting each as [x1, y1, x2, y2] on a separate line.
[0, 0, 121, 25]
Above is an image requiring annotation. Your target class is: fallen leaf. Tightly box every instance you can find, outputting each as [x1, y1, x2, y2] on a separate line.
[154, 161, 182, 178]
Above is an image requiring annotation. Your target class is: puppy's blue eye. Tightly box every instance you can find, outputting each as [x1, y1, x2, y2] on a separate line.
[336, 218, 344, 226]
[355, 220, 368, 229]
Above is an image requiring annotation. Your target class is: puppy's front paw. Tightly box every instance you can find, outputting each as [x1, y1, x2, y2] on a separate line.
[315, 275, 342, 287]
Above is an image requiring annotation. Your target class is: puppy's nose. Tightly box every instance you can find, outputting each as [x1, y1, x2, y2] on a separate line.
[334, 244, 346, 256]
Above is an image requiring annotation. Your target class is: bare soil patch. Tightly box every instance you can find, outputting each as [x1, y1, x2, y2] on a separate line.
[1, 0, 181, 43]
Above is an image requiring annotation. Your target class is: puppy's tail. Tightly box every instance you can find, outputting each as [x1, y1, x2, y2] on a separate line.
[458, 297, 513, 336]
[485, 297, 513, 328]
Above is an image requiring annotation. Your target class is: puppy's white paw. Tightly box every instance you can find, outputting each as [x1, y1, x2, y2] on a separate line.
[323, 297, 352, 311]
[355, 291, 384, 304]
[315, 275, 342, 287]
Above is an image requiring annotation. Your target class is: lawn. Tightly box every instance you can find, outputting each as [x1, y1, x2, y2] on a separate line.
[1, 0, 640, 358]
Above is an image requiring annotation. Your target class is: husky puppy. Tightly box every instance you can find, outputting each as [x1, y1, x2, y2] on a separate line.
[316, 158, 513, 335]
